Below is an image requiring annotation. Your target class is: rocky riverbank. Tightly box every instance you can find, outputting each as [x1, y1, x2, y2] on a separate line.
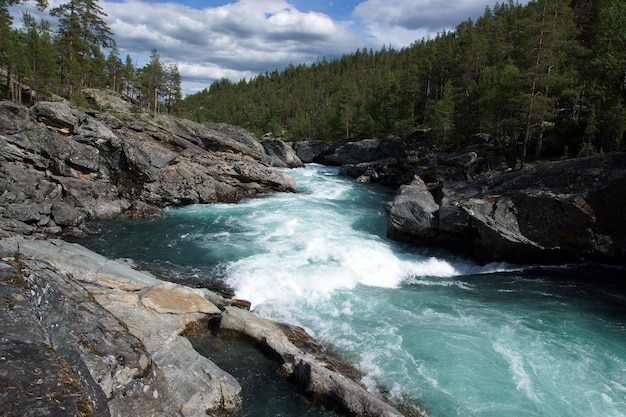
[1, 92, 414, 416]
[1, 238, 411, 416]
[0, 90, 298, 238]
[2, 88, 624, 416]
[292, 138, 626, 265]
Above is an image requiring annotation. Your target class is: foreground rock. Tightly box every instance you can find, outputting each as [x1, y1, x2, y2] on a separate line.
[221, 307, 408, 417]
[1, 238, 413, 416]
[0, 93, 296, 238]
[387, 154, 626, 265]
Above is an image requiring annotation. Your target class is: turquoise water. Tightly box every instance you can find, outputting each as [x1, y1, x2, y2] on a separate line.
[77, 164, 626, 417]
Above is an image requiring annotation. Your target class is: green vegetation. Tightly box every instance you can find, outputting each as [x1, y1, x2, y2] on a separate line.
[0, 0, 181, 113]
[178, 0, 626, 163]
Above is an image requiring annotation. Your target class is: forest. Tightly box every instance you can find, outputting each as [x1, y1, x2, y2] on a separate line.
[179, 0, 626, 167]
[0, 0, 182, 114]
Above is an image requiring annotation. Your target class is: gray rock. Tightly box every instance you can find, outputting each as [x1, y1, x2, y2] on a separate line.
[0, 101, 28, 134]
[387, 176, 440, 241]
[324, 138, 383, 165]
[0, 258, 93, 417]
[15, 239, 243, 416]
[261, 139, 305, 168]
[220, 306, 411, 417]
[1, 99, 297, 237]
[438, 151, 478, 169]
[293, 140, 330, 163]
[387, 154, 626, 264]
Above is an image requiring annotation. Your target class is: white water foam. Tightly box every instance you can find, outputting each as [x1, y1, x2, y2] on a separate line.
[157, 165, 626, 417]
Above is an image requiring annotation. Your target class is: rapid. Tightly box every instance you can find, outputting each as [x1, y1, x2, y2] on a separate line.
[76, 164, 626, 417]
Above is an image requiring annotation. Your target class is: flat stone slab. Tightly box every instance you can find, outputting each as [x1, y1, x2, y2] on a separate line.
[141, 283, 221, 315]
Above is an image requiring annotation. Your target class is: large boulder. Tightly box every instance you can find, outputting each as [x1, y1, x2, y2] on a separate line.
[261, 139, 304, 168]
[387, 176, 440, 241]
[387, 154, 626, 265]
[293, 140, 331, 163]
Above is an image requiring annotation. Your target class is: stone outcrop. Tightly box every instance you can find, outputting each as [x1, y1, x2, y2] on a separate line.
[220, 307, 407, 417]
[328, 137, 416, 186]
[387, 153, 626, 265]
[0, 93, 296, 238]
[1, 237, 413, 416]
[2, 238, 242, 416]
[261, 138, 305, 168]
[297, 137, 506, 186]
[292, 140, 334, 163]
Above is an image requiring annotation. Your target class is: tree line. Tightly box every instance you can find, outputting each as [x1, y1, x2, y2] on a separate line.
[0, 0, 182, 114]
[179, 0, 626, 166]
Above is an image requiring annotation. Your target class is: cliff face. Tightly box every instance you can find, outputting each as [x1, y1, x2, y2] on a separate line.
[0, 91, 297, 238]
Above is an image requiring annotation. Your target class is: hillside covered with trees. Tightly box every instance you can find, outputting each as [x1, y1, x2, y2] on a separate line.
[0, 0, 181, 114]
[179, 0, 626, 167]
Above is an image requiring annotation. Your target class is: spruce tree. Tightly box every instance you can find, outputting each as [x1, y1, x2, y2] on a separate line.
[51, 0, 114, 101]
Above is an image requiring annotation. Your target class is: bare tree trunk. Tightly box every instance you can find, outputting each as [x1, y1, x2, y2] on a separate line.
[153, 86, 158, 118]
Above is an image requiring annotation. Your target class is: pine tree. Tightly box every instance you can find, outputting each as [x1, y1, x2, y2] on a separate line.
[0, 0, 47, 99]
[122, 54, 135, 97]
[140, 48, 164, 117]
[429, 80, 455, 148]
[51, 0, 115, 101]
[21, 12, 58, 101]
[164, 63, 182, 113]
[105, 46, 123, 92]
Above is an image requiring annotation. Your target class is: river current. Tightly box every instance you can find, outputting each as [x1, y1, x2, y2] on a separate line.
[76, 164, 626, 417]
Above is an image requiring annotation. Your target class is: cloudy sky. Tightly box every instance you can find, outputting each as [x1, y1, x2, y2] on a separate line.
[13, 0, 531, 95]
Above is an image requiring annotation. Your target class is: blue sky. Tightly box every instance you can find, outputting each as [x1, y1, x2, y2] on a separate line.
[12, 0, 531, 95]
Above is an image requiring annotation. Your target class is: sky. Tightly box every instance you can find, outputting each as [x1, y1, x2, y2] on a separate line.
[12, 0, 531, 95]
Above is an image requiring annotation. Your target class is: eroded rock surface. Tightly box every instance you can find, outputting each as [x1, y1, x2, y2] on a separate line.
[387, 153, 626, 264]
[1, 238, 413, 416]
[0, 94, 296, 238]
[1, 238, 241, 416]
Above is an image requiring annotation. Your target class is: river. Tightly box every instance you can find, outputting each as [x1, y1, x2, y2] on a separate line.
[75, 164, 626, 417]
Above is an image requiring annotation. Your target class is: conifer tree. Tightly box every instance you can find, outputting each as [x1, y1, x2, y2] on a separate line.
[21, 12, 58, 101]
[51, 0, 115, 101]
[140, 48, 164, 117]
[105, 46, 122, 92]
[0, 0, 47, 99]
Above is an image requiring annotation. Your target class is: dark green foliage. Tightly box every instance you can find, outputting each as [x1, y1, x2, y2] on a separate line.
[178, 0, 625, 164]
[2, 1, 182, 114]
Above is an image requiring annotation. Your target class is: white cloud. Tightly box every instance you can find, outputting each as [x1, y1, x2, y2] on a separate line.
[100, 0, 361, 93]
[354, 0, 532, 46]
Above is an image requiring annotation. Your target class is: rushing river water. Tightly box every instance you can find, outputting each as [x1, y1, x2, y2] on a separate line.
[76, 164, 626, 417]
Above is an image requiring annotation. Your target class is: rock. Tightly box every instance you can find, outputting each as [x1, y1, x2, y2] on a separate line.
[387, 176, 440, 241]
[324, 138, 385, 165]
[1, 237, 415, 416]
[201, 121, 268, 162]
[293, 140, 331, 163]
[0, 257, 93, 417]
[14, 238, 243, 416]
[438, 151, 478, 169]
[0, 101, 28, 134]
[220, 306, 409, 417]
[141, 283, 221, 315]
[387, 154, 626, 264]
[1, 98, 297, 237]
[83, 88, 138, 116]
[261, 139, 305, 168]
